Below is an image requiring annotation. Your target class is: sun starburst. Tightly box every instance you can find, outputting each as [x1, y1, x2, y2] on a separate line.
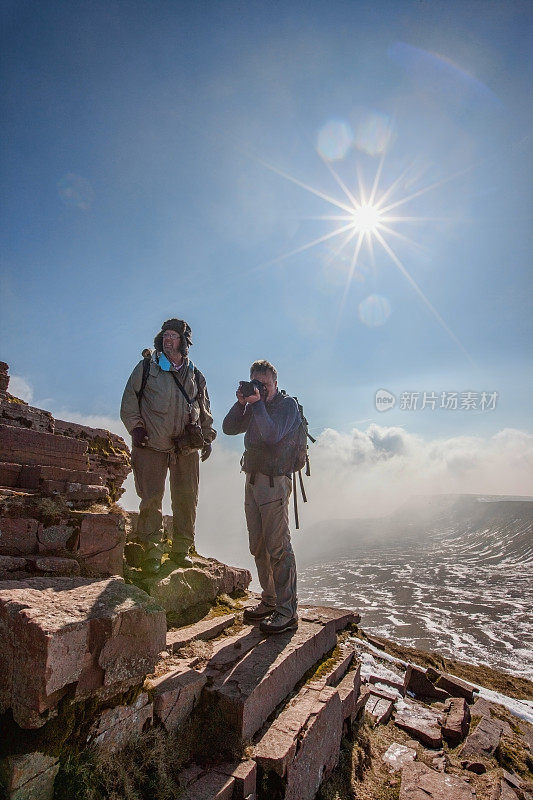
[252, 150, 473, 363]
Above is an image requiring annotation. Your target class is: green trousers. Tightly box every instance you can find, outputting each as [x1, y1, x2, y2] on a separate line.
[131, 445, 199, 555]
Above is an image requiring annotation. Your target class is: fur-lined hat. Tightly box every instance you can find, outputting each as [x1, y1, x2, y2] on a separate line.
[154, 318, 192, 357]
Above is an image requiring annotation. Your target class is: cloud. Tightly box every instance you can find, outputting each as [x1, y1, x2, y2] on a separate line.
[9, 375, 33, 403]
[31, 406, 533, 574]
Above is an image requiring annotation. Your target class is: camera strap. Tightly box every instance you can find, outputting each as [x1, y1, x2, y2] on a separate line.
[169, 371, 195, 423]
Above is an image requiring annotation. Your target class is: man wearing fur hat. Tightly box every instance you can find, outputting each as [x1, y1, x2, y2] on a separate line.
[121, 318, 216, 571]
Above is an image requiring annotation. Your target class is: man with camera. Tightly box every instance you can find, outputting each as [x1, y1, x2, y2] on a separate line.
[121, 318, 216, 572]
[223, 360, 300, 634]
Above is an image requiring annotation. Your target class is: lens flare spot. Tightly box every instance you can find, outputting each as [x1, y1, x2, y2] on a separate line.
[317, 119, 354, 161]
[358, 294, 392, 327]
[58, 173, 94, 210]
[355, 111, 395, 156]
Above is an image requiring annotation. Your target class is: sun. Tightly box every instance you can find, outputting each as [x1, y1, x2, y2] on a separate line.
[351, 203, 382, 233]
[250, 148, 473, 363]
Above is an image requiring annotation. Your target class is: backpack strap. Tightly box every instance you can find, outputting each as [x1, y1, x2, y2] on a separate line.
[293, 471, 299, 530]
[136, 354, 152, 410]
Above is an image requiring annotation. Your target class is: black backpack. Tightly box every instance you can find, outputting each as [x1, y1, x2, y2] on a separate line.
[280, 390, 316, 529]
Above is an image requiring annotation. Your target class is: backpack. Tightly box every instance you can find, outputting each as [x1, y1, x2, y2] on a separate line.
[281, 391, 316, 529]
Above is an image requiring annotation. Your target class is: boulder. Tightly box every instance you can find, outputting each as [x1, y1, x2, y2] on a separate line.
[151, 560, 251, 615]
[441, 697, 471, 745]
[403, 665, 450, 702]
[214, 761, 257, 800]
[382, 743, 417, 772]
[0, 577, 166, 728]
[426, 668, 476, 703]
[460, 715, 503, 760]
[365, 692, 394, 725]
[399, 762, 475, 799]
[0, 752, 59, 800]
[395, 701, 443, 748]
[36, 524, 75, 555]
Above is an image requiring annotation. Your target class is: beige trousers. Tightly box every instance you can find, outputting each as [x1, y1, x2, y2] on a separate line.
[131, 445, 199, 555]
[244, 473, 297, 619]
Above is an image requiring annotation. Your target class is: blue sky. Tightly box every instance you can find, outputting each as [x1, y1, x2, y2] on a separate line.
[2, 0, 532, 447]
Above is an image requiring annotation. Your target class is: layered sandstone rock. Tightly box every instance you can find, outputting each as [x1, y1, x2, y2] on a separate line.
[0, 362, 130, 504]
[0, 576, 166, 728]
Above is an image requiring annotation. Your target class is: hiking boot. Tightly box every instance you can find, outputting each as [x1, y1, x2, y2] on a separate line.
[259, 612, 298, 635]
[243, 601, 276, 622]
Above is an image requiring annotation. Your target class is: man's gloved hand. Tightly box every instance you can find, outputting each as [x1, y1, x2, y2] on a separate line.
[201, 443, 212, 462]
[132, 426, 148, 448]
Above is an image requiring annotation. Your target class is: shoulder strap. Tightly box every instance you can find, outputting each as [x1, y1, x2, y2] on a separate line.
[169, 371, 193, 405]
[136, 356, 151, 410]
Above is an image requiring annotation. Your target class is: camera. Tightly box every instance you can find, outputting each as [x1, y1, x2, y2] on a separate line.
[239, 378, 267, 398]
[172, 422, 205, 455]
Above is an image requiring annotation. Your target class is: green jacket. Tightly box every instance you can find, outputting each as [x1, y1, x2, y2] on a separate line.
[120, 356, 216, 452]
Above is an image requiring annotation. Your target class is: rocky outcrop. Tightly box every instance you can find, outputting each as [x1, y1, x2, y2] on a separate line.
[0, 576, 166, 728]
[0, 363, 130, 504]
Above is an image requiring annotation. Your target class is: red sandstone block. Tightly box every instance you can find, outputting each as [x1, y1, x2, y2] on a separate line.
[0, 577, 166, 729]
[441, 697, 471, 746]
[0, 752, 59, 800]
[78, 513, 125, 576]
[254, 685, 343, 800]
[0, 517, 40, 555]
[395, 701, 443, 748]
[37, 524, 75, 555]
[365, 693, 394, 725]
[182, 772, 235, 800]
[0, 462, 21, 487]
[214, 761, 256, 800]
[151, 665, 207, 732]
[89, 693, 153, 752]
[65, 483, 109, 502]
[40, 465, 105, 485]
[399, 762, 475, 800]
[0, 425, 88, 469]
[27, 556, 81, 576]
[206, 614, 340, 742]
[166, 614, 236, 653]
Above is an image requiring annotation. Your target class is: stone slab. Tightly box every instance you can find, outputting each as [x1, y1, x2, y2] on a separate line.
[166, 613, 236, 652]
[151, 665, 207, 732]
[182, 772, 235, 800]
[214, 761, 257, 800]
[336, 665, 360, 721]
[0, 425, 88, 470]
[206, 613, 341, 742]
[0, 752, 59, 800]
[395, 702, 443, 748]
[399, 762, 475, 799]
[255, 685, 343, 800]
[441, 697, 471, 745]
[460, 715, 503, 759]
[366, 693, 394, 725]
[300, 605, 359, 629]
[382, 743, 417, 772]
[78, 513, 125, 576]
[434, 672, 476, 703]
[0, 577, 166, 728]
[89, 692, 153, 752]
[404, 665, 450, 702]
[0, 517, 40, 555]
[27, 556, 81, 576]
[0, 462, 21, 488]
